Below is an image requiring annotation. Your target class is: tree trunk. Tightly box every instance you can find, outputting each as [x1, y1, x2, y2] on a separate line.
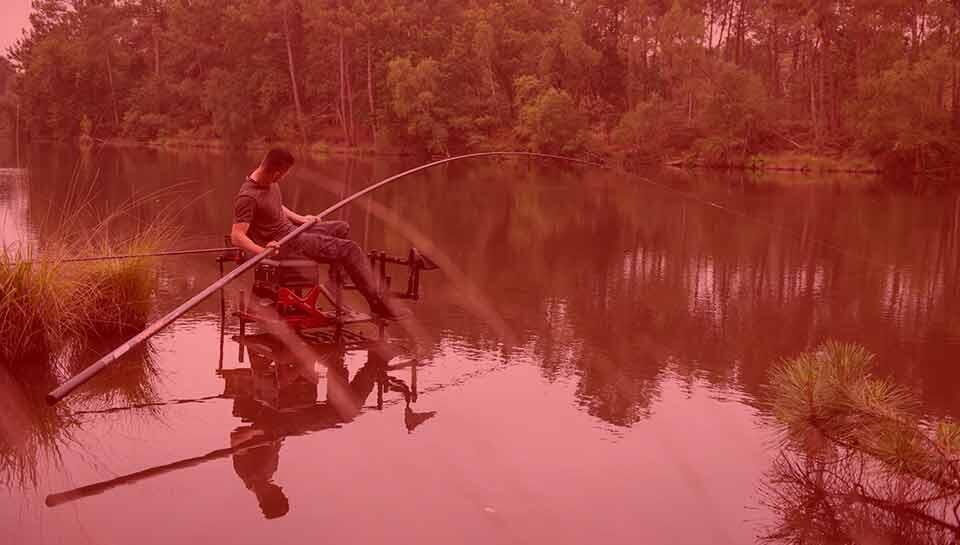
[283, 6, 308, 149]
[367, 37, 377, 146]
[770, 18, 780, 96]
[153, 26, 160, 78]
[953, 61, 959, 129]
[718, 2, 730, 54]
[814, 33, 826, 148]
[338, 32, 350, 146]
[346, 50, 356, 147]
[706, 2, 714, 50]
[105, 52, 120, 129]
[735, 0, 746, 65]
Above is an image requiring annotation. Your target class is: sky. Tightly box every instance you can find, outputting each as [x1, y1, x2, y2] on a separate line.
[1, 0, 32, 55]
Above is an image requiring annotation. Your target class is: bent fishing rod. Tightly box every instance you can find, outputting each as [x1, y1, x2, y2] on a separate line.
[46, 152, 603, 405]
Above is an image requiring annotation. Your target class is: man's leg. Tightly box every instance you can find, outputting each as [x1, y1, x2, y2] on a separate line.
[305, 221, 352, 288]
[289, 233, 396, 317]
[306, 220, 349, 239]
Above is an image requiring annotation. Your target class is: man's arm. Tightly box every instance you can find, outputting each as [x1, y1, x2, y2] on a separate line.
[282, 206, 316, 225]
[231, 222, 275, 255]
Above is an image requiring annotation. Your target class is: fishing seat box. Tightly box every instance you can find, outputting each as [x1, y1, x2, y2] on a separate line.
[253, 258, 320, 300]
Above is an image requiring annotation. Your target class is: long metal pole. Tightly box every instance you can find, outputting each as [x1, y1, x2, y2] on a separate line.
[46, 152, 600, 405]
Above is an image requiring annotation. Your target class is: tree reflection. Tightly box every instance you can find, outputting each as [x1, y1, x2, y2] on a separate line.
[762, 447, 960, 545]
[14, 148, 960, 426]
[41, 335, 431, 514]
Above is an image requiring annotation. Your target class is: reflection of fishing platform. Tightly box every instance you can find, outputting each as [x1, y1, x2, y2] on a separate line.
[222, 332, 424, 415]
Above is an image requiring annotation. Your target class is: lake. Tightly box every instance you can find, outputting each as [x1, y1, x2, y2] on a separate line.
[2, 142, 960, 544]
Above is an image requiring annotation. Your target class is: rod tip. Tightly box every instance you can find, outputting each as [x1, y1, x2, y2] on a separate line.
[45, 393, 60, 406]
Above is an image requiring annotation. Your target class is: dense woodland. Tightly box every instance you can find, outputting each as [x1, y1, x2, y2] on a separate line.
[4, 0, 960, 170]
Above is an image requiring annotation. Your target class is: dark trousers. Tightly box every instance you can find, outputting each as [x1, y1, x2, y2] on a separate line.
[286, 221, 380, 307]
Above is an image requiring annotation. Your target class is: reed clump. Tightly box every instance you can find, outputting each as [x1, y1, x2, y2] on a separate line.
[0, 240, 167, 367]
[0, 186, 180, 365]
[0, 254, 74, 363]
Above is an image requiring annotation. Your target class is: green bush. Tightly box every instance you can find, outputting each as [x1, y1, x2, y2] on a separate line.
[514, 82, 587, 155]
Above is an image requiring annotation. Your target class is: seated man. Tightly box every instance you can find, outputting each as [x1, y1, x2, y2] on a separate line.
[230, 148, 402, 319]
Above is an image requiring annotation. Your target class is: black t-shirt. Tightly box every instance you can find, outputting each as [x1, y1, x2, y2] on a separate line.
[233, 177, 296, 245]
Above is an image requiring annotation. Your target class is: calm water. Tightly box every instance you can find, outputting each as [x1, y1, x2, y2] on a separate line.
[2, 143, 960, 544]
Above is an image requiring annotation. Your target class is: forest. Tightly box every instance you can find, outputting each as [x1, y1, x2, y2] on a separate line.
[3, 0, 960, 171]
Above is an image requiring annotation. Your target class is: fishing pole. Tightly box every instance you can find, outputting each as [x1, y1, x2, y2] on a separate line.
[45, 152, 602, 405]
[23, 246, 238, 265]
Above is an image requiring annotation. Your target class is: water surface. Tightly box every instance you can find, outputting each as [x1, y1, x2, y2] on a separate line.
[2, 144, 959, 544]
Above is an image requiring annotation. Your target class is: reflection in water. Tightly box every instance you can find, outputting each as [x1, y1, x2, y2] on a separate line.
[43, 334, 433, 516]
[762, 447, 960, 544]
[381, 163, 960, 420]
[0, 337, 160, 489]
[0, 168, 32, 248]
[2, 144, 960, 542]
[9, 145, 960, 422]
[222, 335, 428, 519]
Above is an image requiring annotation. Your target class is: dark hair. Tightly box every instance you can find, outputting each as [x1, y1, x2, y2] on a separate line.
[261, 148, 295, 174]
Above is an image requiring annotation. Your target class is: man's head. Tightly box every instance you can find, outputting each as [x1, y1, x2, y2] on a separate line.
[253, 481, 290, 519]
[259, 148, 295, 183]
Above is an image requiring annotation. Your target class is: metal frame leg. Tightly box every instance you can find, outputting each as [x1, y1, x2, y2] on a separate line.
[238, 289, 246, 363]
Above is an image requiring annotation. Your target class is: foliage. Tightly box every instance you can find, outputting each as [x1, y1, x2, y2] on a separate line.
[385, 56, 446, 153]
[764, 341, 960, 543]
[515, 82, 587, 155]
[769, 341, 960, 488]
[0, 172, 179, 365]
[5, 0, 960, 168]
[854, 52, 957, 171]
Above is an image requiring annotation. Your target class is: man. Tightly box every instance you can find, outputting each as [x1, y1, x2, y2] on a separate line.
[231, 148, 402, 319]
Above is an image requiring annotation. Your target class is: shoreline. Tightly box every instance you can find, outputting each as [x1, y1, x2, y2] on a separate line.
[15, 136, 913, 176]
[662, 152, 883, 175]
[91, 137, 416, 158]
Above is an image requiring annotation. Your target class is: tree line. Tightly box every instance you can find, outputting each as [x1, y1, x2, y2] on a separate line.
[5, 0, 960, 171]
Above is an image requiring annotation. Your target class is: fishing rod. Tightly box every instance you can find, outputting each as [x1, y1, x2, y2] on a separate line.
[46, 152, 601, 405]
[23, 246, 238, 265]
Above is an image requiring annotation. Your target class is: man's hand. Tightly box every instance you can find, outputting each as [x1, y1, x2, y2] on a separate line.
[301, 214, 319, 224]
[253, 241, 280, 254]
[282, 206, 318, 225]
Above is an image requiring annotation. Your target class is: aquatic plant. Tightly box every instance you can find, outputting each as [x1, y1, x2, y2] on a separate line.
[0, 172, 181, 364]
[0, 337, 162, 491]
[72, 224, 177, 335]
[768, 341, 960, 487]
[0, 232, 171, 365]
[761, 341, 960, 544]
[0, 249, 82, 365]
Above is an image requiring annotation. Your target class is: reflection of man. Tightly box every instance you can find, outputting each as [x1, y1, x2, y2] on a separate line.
[230, 427, 287, 519]
[223, 341, 409, 519]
